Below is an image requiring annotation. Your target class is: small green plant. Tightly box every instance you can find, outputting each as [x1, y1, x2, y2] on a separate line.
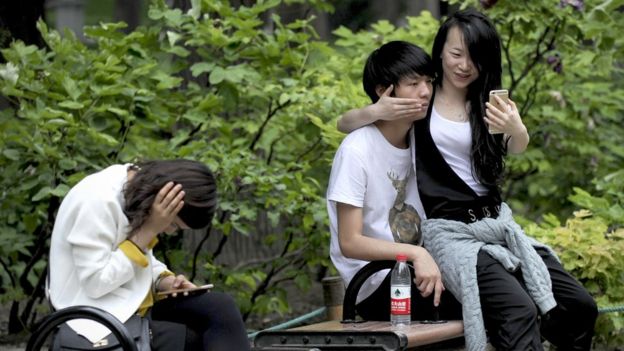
[523, 168, 624, 346]
[525, 211, 624, 347]
[0, 0, 623, 345]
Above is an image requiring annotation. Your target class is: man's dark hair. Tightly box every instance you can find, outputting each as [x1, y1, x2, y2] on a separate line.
[123, 159, 217, 233]
[362, 41, 434, 103]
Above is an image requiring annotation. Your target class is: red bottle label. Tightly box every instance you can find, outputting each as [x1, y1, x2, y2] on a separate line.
[390, 286, 411, 315]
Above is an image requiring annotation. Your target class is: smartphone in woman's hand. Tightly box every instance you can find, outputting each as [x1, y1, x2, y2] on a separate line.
[156, 284, 214, 299]
[488, 89, 509, 134]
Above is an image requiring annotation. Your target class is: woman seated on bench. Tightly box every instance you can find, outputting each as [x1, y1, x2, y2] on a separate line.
[48, 159, 250, 351]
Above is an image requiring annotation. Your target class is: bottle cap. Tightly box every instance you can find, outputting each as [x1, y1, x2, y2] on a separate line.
[396, 253, 407, 261]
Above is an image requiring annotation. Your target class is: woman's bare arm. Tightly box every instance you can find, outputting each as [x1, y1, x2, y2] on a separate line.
[337, 85, 426, 133]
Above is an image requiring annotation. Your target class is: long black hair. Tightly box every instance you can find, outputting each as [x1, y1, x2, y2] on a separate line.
[123, 159, 217, 234]
[431, 8, 507, 187]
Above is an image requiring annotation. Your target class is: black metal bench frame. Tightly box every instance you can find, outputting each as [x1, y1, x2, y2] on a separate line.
[26, 305, 138, 351]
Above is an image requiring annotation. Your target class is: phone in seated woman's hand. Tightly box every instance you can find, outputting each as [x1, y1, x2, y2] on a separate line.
[156, 284, 214, 299]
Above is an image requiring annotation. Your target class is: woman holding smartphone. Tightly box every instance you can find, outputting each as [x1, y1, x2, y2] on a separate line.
[49, 159, 250, 351]
[337, 8, 597, 350]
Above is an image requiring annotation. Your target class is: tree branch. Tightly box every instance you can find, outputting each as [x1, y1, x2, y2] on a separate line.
[520, 75, 540, 117]
[210, 233, 229, 262]
[243, 231, 294, 320]
[110, 118, 133, 161]
[510, 19, 563, 93]
[18, 197, 57, 295]
[295, 136, 322, 164]
[0, 257, 16, 288]
[19, 264, 47, 329]
[190, 224, 212, 281]
[232, 246, 307, 271]
[504, 20, 516, 86]
[249, 98, 292, 151]
[175, 121, 205, 147]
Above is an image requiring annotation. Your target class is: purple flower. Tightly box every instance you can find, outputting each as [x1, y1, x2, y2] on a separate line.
[480, 0, 499, 9]
[545, 54, 563, 74]
[559, 0, 584, 11]
[554, 62, 563, 74]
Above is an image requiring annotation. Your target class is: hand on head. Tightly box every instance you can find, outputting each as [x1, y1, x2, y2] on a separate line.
[144, 182, 185, 235]
[484, 96, 526, 137]
[372, 85, 427, 121]
[131, 182, 185, 248]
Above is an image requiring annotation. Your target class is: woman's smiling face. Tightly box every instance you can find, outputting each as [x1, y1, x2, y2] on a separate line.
[440, 26, 478, 90]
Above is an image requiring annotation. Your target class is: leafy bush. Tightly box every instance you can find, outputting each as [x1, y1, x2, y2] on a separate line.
[0, 0, 623, 345]
[0, 0, 342, 333]
[513, 165, 624, 347]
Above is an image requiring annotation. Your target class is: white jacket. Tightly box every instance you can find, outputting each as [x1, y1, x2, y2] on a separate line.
[49, 164, 168, 342]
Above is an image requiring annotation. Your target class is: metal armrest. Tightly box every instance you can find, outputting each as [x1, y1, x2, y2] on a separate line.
[342, 260, 395, 322]
[26, 305, 138, 351]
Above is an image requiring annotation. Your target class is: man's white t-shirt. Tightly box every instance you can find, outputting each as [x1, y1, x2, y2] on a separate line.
[327, 124, 426, 303]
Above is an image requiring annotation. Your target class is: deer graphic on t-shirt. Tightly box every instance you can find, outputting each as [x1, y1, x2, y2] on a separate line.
[387, 171, 422, 245]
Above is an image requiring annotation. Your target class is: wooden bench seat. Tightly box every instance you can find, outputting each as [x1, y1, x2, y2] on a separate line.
[254, 320, 463, 350]
[252, 261, 465, 350]
[295, 320, 464, 349]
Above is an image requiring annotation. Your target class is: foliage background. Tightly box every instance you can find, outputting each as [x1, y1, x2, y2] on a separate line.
[0, 0, 622, 347]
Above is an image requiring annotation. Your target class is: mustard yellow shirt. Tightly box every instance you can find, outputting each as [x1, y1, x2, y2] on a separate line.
[119, 238, 174, 316]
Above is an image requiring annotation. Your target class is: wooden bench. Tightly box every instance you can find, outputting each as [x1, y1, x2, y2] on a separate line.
[253, 261, 465, 350]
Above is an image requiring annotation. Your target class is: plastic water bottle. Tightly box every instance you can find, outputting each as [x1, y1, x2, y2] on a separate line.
[390, 253, 411, 328]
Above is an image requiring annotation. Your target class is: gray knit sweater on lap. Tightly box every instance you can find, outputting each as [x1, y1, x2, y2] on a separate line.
[422, 202, 558, 351]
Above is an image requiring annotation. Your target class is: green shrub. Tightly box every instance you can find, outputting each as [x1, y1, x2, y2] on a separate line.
[0, 0, 340, 332]
[0, 0, 623, 345]
[525, 210, 624, 347]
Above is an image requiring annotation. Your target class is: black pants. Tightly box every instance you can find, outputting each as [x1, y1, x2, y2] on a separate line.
[356, 268, 463, 321]
[149, 291, 250, 351]
[477, 248, 598, 350]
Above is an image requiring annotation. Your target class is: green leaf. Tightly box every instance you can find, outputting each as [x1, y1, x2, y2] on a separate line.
[2, 149, 20, 161]
[278, 92, 290, 105]
[209, 67, 226, 85]
[58, 158, 77, 170]
[51, 184, 70, 197]
[189, 0, 202, 19]
[166, 30, 182, 46]
[152, 72, 182, 90]
[190, 62, 216, 77]
[32, 186, 52, 201]
[61, 77, 80, 101]
[0, 62, 19, 85]
[167, 46, 191, 57]
[58, 101, 85, 109]
[163, 8, 185, 26]
[107, 107, 129, 117]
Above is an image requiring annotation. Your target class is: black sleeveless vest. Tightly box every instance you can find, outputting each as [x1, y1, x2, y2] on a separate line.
[413, 114, 502, 223]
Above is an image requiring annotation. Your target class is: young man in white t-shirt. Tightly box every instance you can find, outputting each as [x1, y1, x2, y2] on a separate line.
[327, 41, 461, 321]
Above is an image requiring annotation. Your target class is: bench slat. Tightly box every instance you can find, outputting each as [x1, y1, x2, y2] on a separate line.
[293, 320, 463, 348]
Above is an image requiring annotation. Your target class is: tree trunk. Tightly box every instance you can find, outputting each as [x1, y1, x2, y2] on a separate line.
[114, 0, 142, 33]
[369, 0, 401, 24]
[46, 0, 85, 41]
[167, 0, 192, 12]
[405, 0, 441, 19]
[0, 0, 46, 54]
